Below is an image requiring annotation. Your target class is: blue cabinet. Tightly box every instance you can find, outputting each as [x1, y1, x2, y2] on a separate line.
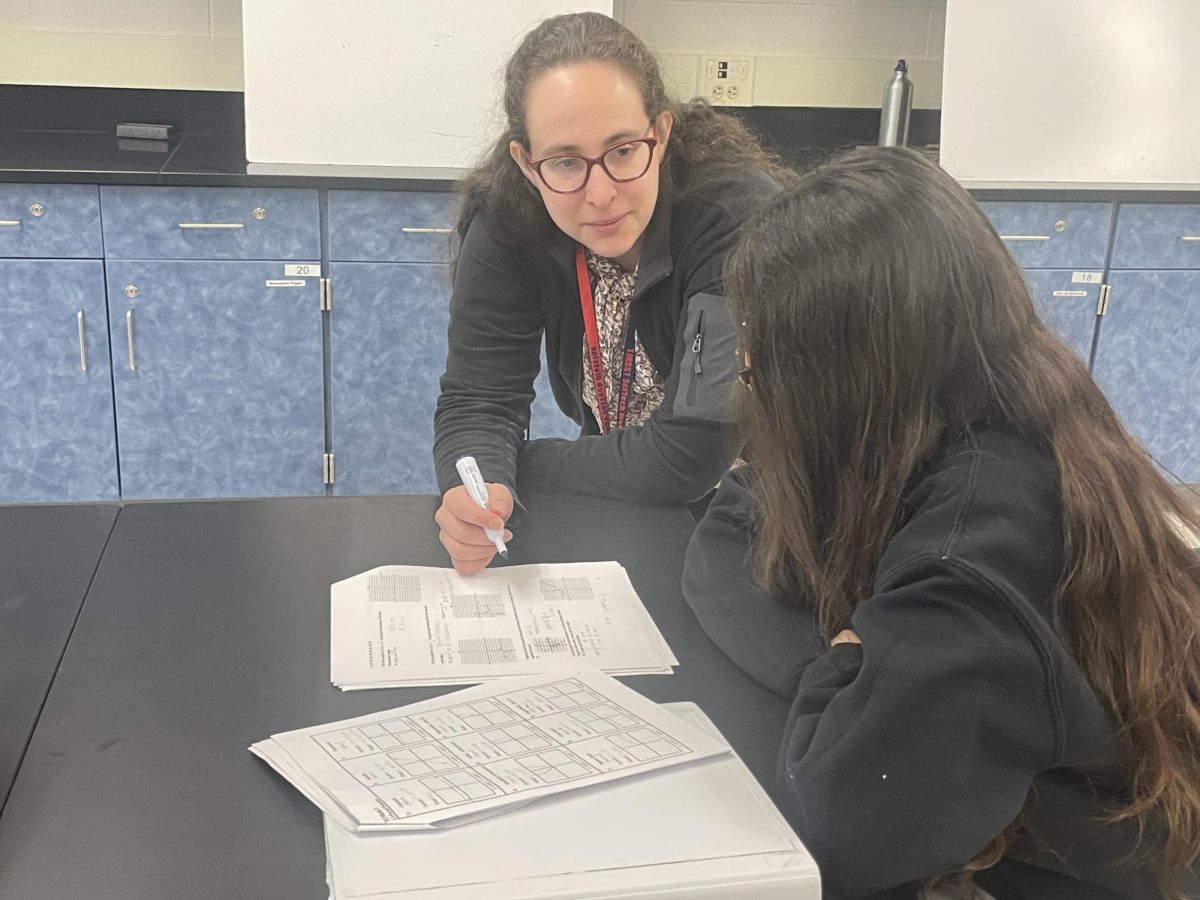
[98, 186, 324, 499]
[328, 191, 455, 495]
[1092, 270, 1199, 483]
[1093, 204, 1200, 483]
[0, 259, 117, 501]
[1019, 270, 1102, 364]
[105, 261, 325, 499]
[980, 202, 1114, 366]
[0, 184, 116, 502]
[0, 184, 103, 258]
[8, 181, 1190, 503]
[1110, 204, 1200, 269]
[981, 201, 1199, 482]
[329, 262, 449, 495]
[329, 190, 456, 263]
[327, 190, 575, 495]
[1093, 201, 1200, 484]
[979, 201, 1114, 269]
[100, 186, 320, 260]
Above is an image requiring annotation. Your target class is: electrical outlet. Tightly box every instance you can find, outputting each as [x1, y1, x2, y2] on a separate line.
[699, 55, 754, 107]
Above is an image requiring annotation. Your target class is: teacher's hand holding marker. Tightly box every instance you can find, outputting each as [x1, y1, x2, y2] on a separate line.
[434, 456, 514, 575]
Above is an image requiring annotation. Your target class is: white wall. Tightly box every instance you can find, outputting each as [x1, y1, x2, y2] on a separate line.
[0, 0, 242, 89]
[617, 0, 944, 107]
[940, 0, 1200, 187]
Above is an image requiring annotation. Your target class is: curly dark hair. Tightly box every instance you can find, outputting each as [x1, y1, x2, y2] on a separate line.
[453, 11, 794, 263]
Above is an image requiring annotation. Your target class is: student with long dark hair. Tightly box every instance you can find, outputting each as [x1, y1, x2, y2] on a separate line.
[687, 147, 1200, 899]
[433, 12, 791, 574]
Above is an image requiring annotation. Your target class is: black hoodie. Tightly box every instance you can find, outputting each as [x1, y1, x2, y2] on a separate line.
[684, 428, 1199, 899]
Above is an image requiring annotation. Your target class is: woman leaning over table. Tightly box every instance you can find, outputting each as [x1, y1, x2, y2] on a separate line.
[687, 147, 1200, 899]
[432, 11, 792, 574]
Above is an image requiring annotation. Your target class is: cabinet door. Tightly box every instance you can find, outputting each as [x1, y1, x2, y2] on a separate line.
[0, 260, 117, 501]
[106, 261, 325, 499]
[329, 262, 449, 495]
[1019, 270, 1101, 365]
[1092, 270, 1200, 483]
[979, 202, 1114, 269]
[328, 190, 456, 263]
[329, 263, 578, 494]
[1110, 204, 1200, 270]
[100, 186, 320, 261]
[0, 185, 102, 258]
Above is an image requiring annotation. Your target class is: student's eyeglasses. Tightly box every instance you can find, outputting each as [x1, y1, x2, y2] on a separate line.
[521, 125, 658, 194]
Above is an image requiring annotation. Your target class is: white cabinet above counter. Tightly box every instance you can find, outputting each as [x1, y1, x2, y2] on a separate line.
[242, 1, 611, 171]
[940, 0, 1200, 190]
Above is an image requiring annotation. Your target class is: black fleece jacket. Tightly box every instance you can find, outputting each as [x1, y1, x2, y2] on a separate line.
[683, 429, 1200, 899]
[433, 170, 779, 517]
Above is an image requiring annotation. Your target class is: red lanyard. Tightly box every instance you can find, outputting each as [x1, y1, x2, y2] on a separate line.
[576, 247, 638, 434]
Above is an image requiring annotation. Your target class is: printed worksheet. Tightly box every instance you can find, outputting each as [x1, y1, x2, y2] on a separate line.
[250, 669, 728, 831]
[330, 562, 677, 689]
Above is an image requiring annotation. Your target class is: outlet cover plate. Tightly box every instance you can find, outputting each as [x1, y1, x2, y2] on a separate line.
[699, 55, 755, 107]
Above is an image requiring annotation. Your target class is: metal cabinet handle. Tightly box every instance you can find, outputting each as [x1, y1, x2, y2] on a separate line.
[400, 226, 453, 234]
[999, 234, 1051, 241]
[77, 310, 88, 372]
[1181, 236, 1200, 242]
[126, 310, 137, 371]
[0, 220, 20, 227]
[178, 222, 245, 230]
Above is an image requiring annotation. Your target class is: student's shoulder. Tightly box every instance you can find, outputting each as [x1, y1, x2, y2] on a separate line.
[880, 428, 1064, 605]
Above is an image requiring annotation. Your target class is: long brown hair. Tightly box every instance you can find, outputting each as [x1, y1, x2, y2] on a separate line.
[727, 146, 1200, 893]
[452, 11, 794, 271]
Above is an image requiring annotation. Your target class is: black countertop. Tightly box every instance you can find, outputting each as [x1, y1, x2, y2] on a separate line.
[5, 126, 1198, 200]
[0, 85, 460, 189]
[0, 493, 792, 899]
[0, 129, 459, 190]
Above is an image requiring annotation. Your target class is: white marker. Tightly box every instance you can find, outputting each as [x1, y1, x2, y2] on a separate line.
[454, 456, 509, 560]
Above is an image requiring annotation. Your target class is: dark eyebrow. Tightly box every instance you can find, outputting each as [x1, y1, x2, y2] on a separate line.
[539, 128, 644, 156]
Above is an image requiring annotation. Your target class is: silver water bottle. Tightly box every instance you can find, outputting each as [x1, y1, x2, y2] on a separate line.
[878, 59, 913, 147]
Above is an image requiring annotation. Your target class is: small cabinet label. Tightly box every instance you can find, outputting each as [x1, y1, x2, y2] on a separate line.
[1053, 290, 1089, 297]
[265, 279, 307, 287]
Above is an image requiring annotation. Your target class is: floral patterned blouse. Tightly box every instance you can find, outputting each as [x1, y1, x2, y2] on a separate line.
[580, 250, 665, 430]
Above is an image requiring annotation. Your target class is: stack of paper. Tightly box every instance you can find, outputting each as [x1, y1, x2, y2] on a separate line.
[322, 702, 821, 900]
[330, 562, 677, 689]
[252, 669, 820, 898]
[250, 669, 728, 833]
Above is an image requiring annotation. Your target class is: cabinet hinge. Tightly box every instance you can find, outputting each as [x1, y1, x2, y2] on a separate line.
[323, 452, 336, 485]
[319, 277, 332, 311]
[1096, 283, 1111, 316]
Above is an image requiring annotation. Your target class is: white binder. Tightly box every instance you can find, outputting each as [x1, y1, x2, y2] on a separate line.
[323, 702, 821, 899]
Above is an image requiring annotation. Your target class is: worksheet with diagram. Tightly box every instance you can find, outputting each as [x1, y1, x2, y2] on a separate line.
[330, 562, 677, 689]
[250, 669, 728, 831]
